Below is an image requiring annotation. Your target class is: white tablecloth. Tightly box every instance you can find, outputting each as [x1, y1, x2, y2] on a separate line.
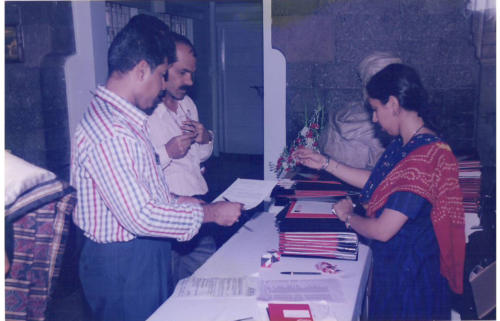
[147, 208, 372, 321]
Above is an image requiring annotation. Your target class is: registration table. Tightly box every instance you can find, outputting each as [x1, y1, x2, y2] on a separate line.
[147, 207, 372, 321]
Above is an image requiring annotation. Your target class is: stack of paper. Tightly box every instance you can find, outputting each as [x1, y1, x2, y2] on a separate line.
[458, 160, 482, 215]
[271, 177, 360, 207]
[275, 200, 359, 261]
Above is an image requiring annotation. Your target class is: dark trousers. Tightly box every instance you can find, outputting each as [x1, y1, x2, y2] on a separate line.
[79, 237, 172, 321]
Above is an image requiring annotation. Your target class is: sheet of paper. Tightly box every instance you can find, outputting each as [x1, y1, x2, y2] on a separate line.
[173, 277, 256, 298]
[213, 178, 277, 210]
[291, 200, 336, 215]
[257, 278, 345, 303]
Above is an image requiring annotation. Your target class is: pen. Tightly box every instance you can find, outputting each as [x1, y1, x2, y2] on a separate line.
[222, 197, 253, 231]
[280, 271, 321, 275]
[222, 196, 247, 214]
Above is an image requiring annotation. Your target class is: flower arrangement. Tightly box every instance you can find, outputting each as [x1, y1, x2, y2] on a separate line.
[271, 101, 326, 178]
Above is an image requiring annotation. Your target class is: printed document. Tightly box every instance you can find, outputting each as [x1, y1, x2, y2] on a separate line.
[257, 279, 345, 302]
[173, 277, 256, 298]
[213, 178, 277, 210]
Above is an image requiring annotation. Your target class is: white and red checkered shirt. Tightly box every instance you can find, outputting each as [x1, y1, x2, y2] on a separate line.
[71, 86, 204, 243]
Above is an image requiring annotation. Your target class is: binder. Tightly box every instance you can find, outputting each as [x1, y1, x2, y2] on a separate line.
[276, 201, 359, 261]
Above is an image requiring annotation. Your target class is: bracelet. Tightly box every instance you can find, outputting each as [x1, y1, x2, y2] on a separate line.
[321, 156, 330, 170]
[345, 213, 353, 229]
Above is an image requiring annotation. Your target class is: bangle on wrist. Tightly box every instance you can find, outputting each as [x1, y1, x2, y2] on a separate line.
[345, 213, 353, 229]
[321, 156, 330, 170]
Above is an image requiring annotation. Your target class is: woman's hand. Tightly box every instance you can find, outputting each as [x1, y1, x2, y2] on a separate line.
[292, 147, 328, 170]
[332, 197, 354, 222]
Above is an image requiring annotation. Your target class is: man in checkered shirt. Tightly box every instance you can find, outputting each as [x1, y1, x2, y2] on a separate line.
[71, 15, 241, 321]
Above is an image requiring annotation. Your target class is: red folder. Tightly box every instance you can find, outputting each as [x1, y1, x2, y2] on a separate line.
[268, 303, 314, 321]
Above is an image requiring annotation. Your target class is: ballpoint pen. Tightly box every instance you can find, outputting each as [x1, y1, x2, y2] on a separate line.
[222, 197, 253, 231]
[280, 271, 321, 275]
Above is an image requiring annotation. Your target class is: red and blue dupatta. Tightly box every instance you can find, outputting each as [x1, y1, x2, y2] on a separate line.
[362, 136, 465, 294]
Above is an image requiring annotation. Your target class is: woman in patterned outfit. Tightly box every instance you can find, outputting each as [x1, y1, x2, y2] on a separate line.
[294, 64, 465, 320]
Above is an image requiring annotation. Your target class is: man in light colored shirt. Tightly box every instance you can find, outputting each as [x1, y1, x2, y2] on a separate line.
[71, 15, 241, 321]
[147, 33, 217, 286]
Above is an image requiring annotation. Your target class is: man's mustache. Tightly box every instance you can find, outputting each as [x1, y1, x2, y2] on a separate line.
[156, 86, 190, 102]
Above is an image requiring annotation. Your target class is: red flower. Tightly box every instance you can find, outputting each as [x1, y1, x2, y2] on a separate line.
[306, 130, 313, 138]
[310, 123, 319, 129]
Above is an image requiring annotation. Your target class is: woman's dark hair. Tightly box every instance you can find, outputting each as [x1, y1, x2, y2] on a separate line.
[366, 63, 428, 113]
[107, 14, 176, 76]
[366, 63, 438, 131]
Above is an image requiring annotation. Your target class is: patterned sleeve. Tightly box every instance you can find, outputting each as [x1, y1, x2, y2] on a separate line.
[84, 134, 203, 241]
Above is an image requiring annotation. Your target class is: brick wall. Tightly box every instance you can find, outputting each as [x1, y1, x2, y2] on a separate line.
[272, 0, 482, 156]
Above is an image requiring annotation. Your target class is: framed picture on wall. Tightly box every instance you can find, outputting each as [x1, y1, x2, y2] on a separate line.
[5, 24, 24, 63]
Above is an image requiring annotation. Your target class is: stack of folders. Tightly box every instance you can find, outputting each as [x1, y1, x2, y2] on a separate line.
[275, 199, 359, 261]
[272, 176, 359, 206]
[458, 159, 482, 215]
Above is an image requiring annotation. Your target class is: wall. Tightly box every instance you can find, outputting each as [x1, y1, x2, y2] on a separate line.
[162, 2, 214, 134]
[263, 0, 286, 179]
[271, 0, 484, 158]
[65, 1, 107, 158]
[471, 7, 496, 169]
[5, 2, 75, 180]
[470, 5, 496, 197]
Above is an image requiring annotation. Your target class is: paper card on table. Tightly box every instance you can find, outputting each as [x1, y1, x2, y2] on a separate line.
[268, 303, 314, 321]
[286, 200, 338, 219]
[291, 201, 335, 214]
[213, 178, 277, 210]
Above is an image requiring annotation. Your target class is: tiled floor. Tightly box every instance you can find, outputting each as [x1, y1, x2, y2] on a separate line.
[46, 153, 263, 321]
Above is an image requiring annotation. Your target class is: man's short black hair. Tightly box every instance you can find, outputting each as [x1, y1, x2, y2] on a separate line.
[170, 32, 197, 63]
[107, 14, 176, 76]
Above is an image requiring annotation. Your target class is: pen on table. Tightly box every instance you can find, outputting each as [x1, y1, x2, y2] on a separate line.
[280, 271, 321, 275]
